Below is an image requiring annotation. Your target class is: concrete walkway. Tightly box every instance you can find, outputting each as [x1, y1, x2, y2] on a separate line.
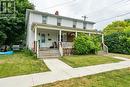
[0, 57, 130, 87]
[43, 59, 73, 72]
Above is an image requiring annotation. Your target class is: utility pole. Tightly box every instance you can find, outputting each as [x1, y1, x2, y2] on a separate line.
[82, 16, 87, 21]
[82, 15, 88, 30]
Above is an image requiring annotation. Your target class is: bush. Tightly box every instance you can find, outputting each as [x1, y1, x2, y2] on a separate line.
[105, 32, 130, 54]
[23, 48, 36, 59]
[74, 33, 100, 55]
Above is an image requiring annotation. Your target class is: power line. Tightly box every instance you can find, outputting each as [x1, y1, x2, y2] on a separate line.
[42, 0, 77, 10]
[96, 11, 130, 23]
[86, 0, 130, 16]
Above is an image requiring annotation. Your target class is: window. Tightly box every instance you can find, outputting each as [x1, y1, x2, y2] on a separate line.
[42, 16, 47, 24]
[57, 18, 62, 26]
[73, 21, 77, 28]
[83, 22, 86, 29]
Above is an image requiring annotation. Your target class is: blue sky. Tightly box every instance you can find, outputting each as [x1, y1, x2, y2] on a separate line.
[29, 0, 130, 30]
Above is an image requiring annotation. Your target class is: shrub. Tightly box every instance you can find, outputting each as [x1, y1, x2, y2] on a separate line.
[23, 48, 36, 59]
[74, 33, 100, 55]
[105, 32, 130, 54]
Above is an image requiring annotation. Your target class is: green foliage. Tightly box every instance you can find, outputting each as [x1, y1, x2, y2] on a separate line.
[0, 0, 34, 45]
[0, 17, 25, 45]
[105, 32, 130, 54]
[125, 19, 130, 24]
[0, 31, 7, 46]
[104, 20, 130, 54]
[15, 0, 34, 17]
[23, 48, 36, 58]
[74, 33, 100, 55]
[103, 21, 129, 35]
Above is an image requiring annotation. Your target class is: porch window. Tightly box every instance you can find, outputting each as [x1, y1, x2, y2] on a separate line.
[83, 22, 86, 29]
[73, 20, 77, 28]
[57, 18, 62, 26]
[42, 15, 47, 24]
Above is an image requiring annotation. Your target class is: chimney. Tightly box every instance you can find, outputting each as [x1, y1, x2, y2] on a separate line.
[55, 11, 59, 15]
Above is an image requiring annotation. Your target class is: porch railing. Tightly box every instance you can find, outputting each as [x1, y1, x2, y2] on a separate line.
[62, 42, 73, 48]
[61, 42, 74, 56]
[102, 43, 108, 54]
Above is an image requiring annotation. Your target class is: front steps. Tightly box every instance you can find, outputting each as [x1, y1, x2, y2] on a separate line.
[39, 49, 60, 59]
[97, 51, 108, 55]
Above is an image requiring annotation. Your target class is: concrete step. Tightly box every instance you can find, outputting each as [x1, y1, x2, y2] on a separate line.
[39, 55, 60, 59]
[97, 51, 108, 55]
[39, 49, 60, 58]
[39, 54, 60, 57]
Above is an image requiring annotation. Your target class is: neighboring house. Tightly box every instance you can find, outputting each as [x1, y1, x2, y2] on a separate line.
[25, 9, 103, 58]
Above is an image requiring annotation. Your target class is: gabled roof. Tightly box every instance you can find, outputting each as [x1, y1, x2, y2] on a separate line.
[26, 9, 95, 24]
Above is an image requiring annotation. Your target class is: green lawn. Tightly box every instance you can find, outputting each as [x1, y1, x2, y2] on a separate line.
[36, 68, 130, 87]
[108, 53, 130, 59]
[60, 55, 121, 68]
[0, 52, 49, 78]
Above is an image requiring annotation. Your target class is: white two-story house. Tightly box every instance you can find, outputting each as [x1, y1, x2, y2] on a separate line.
[25, 9, 103, 58]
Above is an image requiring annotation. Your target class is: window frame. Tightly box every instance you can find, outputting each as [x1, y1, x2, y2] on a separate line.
[57, 18, 62, 26]
[73, 20, 77, 28]
[42, 15, 47, 24]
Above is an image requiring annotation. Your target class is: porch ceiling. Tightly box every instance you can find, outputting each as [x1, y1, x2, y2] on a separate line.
[32, 23, 102, 34]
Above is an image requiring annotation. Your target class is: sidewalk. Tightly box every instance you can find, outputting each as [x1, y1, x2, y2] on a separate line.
[0, 57, 130, 87]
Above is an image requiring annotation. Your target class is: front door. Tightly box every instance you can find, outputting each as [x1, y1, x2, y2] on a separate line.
[40, 33, 46, 47]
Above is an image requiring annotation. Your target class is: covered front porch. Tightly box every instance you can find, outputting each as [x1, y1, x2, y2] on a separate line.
[32, 23, 104, 58]
[36, 29, 76, 49]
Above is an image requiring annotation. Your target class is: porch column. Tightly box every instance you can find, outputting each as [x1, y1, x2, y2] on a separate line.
[59, 30, 62, 42]
[102, 34, 104, 43]
[75, 31, 78, 37]
[34, 27, 37, 52]
[35, 26, 39, 57]
[59, 30, 63, 56]
[89, 33, 91, 36]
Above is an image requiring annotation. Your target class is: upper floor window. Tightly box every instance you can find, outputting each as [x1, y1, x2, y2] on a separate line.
[83, 22, 87, 29]
[42, 16, 47, 24]
[73, 21, 77, 28]
[57, 18, 62, 26]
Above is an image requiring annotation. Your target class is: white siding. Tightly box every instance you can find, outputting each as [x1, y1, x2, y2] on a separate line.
[47, 16, 57, 25]
[27, 13, 42, 49]
[37, 30, 58, 48]
[87, 23, 93, 29]
[77, 21, 83, 29]
[61, 19, 73, 27]
[29, 13, 42, 24]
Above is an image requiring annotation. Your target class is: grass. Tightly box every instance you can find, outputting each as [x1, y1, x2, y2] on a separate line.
[60, 55, 121, 68]
[0, 51, 49, 78]
[108, 53, 130, 59]
[35, 68, 130, 87]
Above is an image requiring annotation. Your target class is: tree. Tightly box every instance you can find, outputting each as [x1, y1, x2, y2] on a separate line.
[0, 31, 7, 46]
[0, 0, 34, 45]
[103, 21, 129, 35]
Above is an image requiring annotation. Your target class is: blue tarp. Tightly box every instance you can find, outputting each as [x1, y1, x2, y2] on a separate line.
[0, 51, 13, 55]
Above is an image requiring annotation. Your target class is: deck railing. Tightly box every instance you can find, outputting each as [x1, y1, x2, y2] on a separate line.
[62, 42, 73, 48]
[61, 42, 74, 56]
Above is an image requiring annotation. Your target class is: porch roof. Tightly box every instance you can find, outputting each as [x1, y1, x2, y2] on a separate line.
[32, 23, 102, 34]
